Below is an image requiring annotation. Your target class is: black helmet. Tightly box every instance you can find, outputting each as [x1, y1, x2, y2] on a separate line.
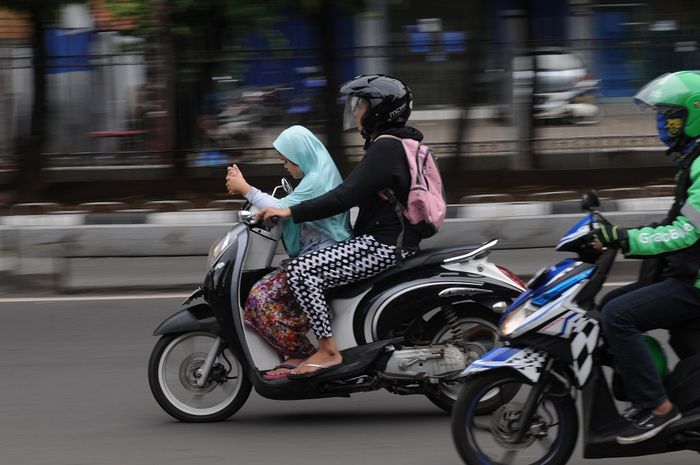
[339, 74, 412, 139]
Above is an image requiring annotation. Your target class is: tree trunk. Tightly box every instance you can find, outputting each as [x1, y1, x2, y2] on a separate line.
[452, 1, 491, 180]
[511, 2, 537, 170]
[319, 0, 348, 175]
[17, 8, 48, 201]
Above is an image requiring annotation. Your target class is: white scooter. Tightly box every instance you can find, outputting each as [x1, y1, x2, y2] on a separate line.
[148, 180, 525, 422]
[535, 79, 604, 125]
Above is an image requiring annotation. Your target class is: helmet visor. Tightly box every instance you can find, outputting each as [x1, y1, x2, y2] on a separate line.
[634, 73, 693, 110]
[342, 96, 368, 131]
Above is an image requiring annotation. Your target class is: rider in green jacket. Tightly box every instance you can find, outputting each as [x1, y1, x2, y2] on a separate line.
[595, 71, 700, 445]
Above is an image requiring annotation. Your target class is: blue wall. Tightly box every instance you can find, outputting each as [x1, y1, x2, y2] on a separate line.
[242, 12, 357, 87]
[595, 11, 634, 97]
[45, 29, 92, 74]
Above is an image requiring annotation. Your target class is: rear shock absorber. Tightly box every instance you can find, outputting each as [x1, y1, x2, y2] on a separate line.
[440, 301, 465, 341]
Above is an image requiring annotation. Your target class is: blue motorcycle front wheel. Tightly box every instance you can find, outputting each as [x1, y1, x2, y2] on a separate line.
[451, 369, 578, 465]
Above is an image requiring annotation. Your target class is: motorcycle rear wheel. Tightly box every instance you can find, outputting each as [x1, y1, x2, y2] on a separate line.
[148, 331, 252, 422]
[451, 369, 578, 465]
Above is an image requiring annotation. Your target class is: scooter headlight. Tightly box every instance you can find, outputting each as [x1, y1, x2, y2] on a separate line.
[207, 232, 233, 269]
[500, 301, 539, 338]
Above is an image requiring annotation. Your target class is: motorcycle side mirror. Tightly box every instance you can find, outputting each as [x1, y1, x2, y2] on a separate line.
[271, 178, 293, 199]
[281, 178, 293, 195]
[581, 191, 600, 212]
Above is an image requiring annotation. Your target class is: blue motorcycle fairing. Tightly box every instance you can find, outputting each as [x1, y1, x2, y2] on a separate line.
[540, 310, 600, 387]
[532, 267, 594, 307]
[501, 258, 582, 322]
[500, 266, 595, 341]
[457, 346, 548, 382]
[557, 214, 595, 251]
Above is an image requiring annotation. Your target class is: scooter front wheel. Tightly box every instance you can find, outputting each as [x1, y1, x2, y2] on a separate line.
[148, 331, 251, 422]
[451, 370, 578, 465]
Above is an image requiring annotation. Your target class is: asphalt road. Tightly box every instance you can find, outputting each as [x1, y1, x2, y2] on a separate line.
[1, 295, 698, 465]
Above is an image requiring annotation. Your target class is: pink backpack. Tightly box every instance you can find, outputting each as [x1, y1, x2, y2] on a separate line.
[376, 135, 446, 239]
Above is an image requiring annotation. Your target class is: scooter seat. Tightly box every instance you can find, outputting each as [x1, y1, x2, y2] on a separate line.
[327, 245, 481, 299]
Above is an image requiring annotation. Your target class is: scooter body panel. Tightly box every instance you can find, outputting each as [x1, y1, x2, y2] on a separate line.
[329, 289, 372, 350]
[152, 303, 220, 336]
[353, 268, 522, 345]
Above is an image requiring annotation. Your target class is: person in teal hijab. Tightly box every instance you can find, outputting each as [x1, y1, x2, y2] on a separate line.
[273, 125, 352, 256]
[227, 125, 351, 256]
[225, 125, 351, 380]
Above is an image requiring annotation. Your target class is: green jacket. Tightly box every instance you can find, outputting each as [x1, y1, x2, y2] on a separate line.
[626, 154, 700, 287]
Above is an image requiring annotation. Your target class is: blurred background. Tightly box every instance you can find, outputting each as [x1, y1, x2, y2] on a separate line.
[0, 0, 699, 207]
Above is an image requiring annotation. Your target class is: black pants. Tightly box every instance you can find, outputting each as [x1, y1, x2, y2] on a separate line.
[601, 277, 700, 409]
[285, 235, 407, 339]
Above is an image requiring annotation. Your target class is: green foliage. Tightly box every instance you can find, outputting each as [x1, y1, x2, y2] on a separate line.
[105, 0, 295, 85]
[105, 0, 288, 43]
[0, 0, 67, 10]
[106, 0, 368, 43]
[107, 1, 158, 36]
[0, 0, 73, 20]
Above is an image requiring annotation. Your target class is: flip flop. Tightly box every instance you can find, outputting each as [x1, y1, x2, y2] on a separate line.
[262, 363, 297, 381]
[287, 362, 342, 380]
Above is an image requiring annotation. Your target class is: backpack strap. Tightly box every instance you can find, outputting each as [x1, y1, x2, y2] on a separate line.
[378, 189, 406, 264]
[374, 134, 403, 143]
[374, 134, 412, 264]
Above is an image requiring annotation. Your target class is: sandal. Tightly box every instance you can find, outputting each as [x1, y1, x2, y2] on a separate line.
[262, 363, 297, 381]
[287, 362, 342, 380]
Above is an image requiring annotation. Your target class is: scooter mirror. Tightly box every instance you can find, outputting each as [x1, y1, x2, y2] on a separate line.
[281, 178, 293, 195]
[581, 191, 600, 211]
[271, 178, 294, 199]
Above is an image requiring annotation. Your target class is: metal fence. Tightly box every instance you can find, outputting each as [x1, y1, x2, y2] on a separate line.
[1, 31, 699, 176]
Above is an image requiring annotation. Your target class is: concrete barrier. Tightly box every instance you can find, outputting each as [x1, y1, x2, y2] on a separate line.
[0, 198, 674, 291]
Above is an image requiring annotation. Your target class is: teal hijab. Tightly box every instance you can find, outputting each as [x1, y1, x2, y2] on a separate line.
[274, 125, 352, 257]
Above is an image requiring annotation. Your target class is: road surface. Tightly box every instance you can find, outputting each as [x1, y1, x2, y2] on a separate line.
[0, 294, 697, 465]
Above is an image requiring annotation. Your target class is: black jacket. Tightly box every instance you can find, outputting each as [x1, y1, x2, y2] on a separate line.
[289, 126, 423, 249]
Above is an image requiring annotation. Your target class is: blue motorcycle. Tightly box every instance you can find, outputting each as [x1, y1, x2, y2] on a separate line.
[450, 192, 700, 465]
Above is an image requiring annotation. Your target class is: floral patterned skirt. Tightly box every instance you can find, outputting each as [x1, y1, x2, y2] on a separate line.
[243, 268, 315, 359]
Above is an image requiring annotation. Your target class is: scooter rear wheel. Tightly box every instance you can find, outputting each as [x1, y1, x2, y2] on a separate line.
[424, 305, 503, 414]
[148, 331, 252, 422]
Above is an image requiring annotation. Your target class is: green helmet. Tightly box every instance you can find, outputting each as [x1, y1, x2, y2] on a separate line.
[634, 71, 700, 138]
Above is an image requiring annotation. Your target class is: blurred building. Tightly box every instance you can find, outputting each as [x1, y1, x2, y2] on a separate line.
[0, 9, 29, 169]
[2, 0, 700, 160]
[0, 2, 147, 158]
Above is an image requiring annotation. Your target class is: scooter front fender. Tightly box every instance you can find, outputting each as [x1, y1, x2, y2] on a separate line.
[457, 346, 547, 383]
[153, 303, 221, 336]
